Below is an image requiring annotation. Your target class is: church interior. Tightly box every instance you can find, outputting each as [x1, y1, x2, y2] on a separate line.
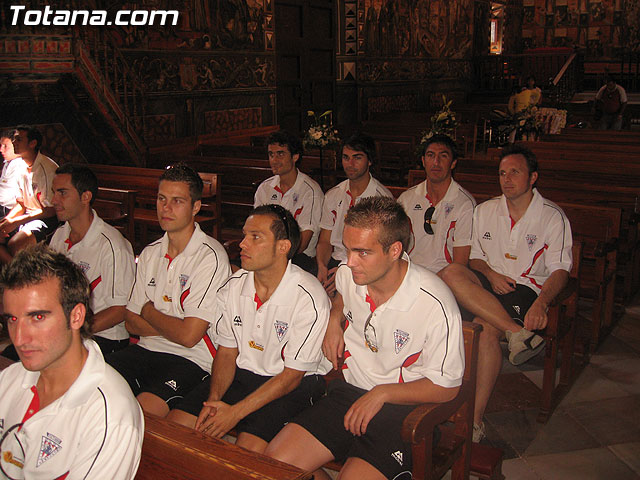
[1, 0, 640, 478]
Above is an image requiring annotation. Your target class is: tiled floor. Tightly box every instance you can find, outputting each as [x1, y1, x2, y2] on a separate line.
[477, 297, 640, 480]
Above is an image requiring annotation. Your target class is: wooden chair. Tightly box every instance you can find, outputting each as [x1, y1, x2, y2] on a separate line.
[538, 241, 583, 423]
[400, 321, 482, 480]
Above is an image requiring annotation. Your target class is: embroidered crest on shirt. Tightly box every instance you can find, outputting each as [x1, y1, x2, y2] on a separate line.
[233, 315, 242, 326]
[392, 450, 404, 465]
[394, 329, 410, 354]
[37, 433, 62, 467]
[274, 320, 289, 342]
[483, 231, 492, 240]
[413, 204, 422, 210]
[444, 202, 454, 216]
[77, 261, 90, 274]
[179, 274, 189, 289]
[526, 234, 537, 251]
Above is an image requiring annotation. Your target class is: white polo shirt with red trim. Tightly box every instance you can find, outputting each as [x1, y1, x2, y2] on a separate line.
[19, 152, 58, 213]
[50, 211, 135, 341]
[319, 175, 393, 263]
[254, 170, 324, 257]
[212, 262, 331, 376]
[0, 157, 28, 209]
[398, 179, 475, 273]
[128, 223, 232, 372]
[470, 189, 573, 294]
[336, 255, 464, 391]
[0, 340, 143, 480]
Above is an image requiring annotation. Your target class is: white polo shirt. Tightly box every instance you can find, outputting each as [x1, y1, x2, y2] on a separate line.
[128, 223, 232, 372]
[319, 175, 393, 262]
[0, 157, 28, 209]
[398, 179, 475, 273]
[18, 152, 58, 213]
[470, 189, 573, 294]
[50, 211, 136, 341]
[0, 340, 143, 480]
[254, 170, 324, 257]
[336, 256, 465, 391]
[212, 262, 332, 377]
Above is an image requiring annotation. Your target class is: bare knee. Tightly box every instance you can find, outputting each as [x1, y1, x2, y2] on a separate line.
[475, 317, 502, 344]
[438, 263, 467, 284]
[166, 409, 197, 428]
[137, 392, 170, 417]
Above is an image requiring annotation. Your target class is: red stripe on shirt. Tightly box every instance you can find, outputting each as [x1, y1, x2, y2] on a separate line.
[180, 288, 190, 311]
[90, 276, 102, 293]
[54, 473, 69, 480]
[398, 351, 421, 383]
[294, 206, 303, 219]
[444, 220, 456, 264]
[203, 332, 217, 358]
[342, 349, 351, 369]
[521, 244, 548, 289]
[20, 386, 40, 426]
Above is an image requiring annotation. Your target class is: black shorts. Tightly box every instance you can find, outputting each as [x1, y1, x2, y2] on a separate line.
[175, 368, 326, 442]
[460, 270, 538, 325]
[105, 344, 209, 408]
[293, 379, 439, 480]
[93, 336, 129, 355]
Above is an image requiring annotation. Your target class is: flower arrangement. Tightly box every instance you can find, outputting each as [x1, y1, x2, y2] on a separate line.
[303, 110, 340, 149]
[514, 105, 543, 134]
[418, 95, 458, 152]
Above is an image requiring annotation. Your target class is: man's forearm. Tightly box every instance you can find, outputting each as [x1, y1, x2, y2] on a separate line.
[535, 269, 569, 307]
[92, 305, 127, 333]
[468, 258, 493, 276]
[298, 229, 313, 253]
[374, 377, 459, 405]
[316, 230, 333, 269]
[208, 346, 239, 401]
[231, 367, 304, 420]
[141, 302, 207, 347]
[124, 310, 160, 336]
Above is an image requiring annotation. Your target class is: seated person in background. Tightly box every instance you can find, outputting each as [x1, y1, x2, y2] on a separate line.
[513, 76, 542, 113]
[49, 164, 135, 355]
[439, 144, 572, 442]
[167, 205, 330, 453]
[0, 129, 28, 218]
[0, 125, 59, 263]
[0, 245, 143, 479]
[316, 133, 393, 295]
[107, 163, 231, 416]
[595, 77, 627, 131]
[397, 134, 475, 273]
[266, 197, 464, 480]
[254, 130, 324, 274]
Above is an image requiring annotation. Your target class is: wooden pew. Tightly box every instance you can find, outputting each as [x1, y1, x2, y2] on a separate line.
[137, 414, 311, 480]
[94, 187, 136, 244]
[88, 165, 222, 246]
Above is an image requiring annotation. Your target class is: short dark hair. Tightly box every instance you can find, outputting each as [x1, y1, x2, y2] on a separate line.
[55, 163, 99, 205]
[159, 163, 204, 203]
[345, 196, 411, 253]
[343, 133, 377, 165]
[0, 244, 92, 338]
[0, 129, 15, 141]
[251, 204, 301, 260]
[501, 144, 538, 175]
[267, 130, 303, 158]
[16, 125, 43, 153]
[422, 133, 458, 159]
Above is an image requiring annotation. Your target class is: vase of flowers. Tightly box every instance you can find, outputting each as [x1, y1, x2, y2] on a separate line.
[417, 95, 458, 154]
[303, 110, 340, 149]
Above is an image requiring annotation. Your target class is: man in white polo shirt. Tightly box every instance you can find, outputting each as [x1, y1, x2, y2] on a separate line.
[254, 130, 324, 274]
[316, 133, 393, 295]
[0, 125, 59, 263]
[167, 204, 330, 454]
[398, 134, 475, 273]
[106, 163, 231, 417]
[0, 130, 28, 218]
[440, 144, 572, 442]
[49, 164, 135, 355]
[0, 245, 143, 479]
[267, 197, 464, 480]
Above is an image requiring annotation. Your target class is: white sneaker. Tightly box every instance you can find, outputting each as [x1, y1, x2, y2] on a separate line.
[472, 422, 486, 443]
[506, 328, 545, 365]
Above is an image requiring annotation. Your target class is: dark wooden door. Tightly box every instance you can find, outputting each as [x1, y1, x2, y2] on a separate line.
[275, 0, 335, 134]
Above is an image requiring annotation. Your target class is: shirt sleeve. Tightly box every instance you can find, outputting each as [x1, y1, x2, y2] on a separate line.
[544, 208, 573, 274]
[126, 249, 150, 315]
[469, 207, 487, 262]
[254, 181, 268, 208]
[211, 287, 237, 348]
[283, 283, 331, 372]
[319, 190, 337, 231]
[452, 197, 475, 247]
[97, 238, 136, 309]
[295, 184, 323, 232]
[618, 86, 628, 103]
[182, 246, 232, 322]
